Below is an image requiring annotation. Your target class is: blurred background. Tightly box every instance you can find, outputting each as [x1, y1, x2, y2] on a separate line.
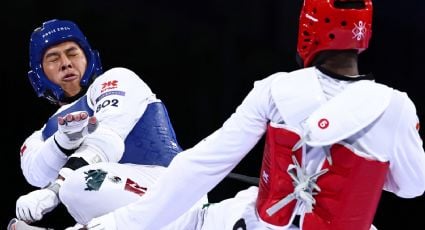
[2, 0, 424, 229]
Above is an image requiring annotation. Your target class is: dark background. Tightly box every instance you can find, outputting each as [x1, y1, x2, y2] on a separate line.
[2, 0, 425, 229]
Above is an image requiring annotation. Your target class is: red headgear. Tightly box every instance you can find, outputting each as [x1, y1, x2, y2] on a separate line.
[297, 0, 373, 67]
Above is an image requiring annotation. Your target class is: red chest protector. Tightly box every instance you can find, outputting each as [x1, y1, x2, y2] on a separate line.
[256, 124, 389, 230]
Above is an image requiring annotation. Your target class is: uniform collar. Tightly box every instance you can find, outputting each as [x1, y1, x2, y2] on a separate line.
[315, 65, 374, 81]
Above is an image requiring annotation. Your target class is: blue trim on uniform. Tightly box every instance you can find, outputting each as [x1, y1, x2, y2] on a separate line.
[95, 90, 125, 103]
[42, 95, 93, 140]
[119, 102, 182, 166]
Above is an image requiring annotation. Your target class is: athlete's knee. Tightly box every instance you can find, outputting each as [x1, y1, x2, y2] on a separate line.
[59, 167, 89, 206]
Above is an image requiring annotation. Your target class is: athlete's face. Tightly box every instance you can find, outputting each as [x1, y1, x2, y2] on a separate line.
[42, 41, 87, 97]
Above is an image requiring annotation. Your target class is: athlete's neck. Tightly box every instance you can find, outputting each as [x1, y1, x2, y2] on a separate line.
[319, 52, 359, 77]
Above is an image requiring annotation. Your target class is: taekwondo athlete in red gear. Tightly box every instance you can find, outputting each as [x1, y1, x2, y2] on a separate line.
[86, 0, 425, 229]
[14, 19, 189, 227]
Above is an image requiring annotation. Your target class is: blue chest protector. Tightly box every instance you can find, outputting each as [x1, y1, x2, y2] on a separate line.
[42, 95, 181, 166]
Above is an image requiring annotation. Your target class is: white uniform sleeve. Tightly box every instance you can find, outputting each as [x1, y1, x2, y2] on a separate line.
[383, 93, 425, 198]
[20, 129, 68, 188]
[112, 75, 279, 229]
[83, 67, 156, 162]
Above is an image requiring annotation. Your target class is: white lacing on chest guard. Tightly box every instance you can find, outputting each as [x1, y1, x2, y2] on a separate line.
[292, 134, 333, 166]
[266, 155, 328, 216]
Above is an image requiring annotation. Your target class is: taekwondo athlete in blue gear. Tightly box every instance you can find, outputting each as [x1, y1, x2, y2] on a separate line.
[29, 19, 181, 167]
[14, 19, 184, 225]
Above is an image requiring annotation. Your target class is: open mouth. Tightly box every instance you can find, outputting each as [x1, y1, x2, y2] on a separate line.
[63, 73, 78, 81]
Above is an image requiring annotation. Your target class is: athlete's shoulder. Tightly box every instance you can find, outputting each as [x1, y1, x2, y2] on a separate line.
[390, 88, 418, 114]
[265, 67, 315, 84]
[376, 83, 419, 127]
[247, 67, 309, 88]
[374, 82, 415, 108]
[104, 67, 137, 75]
[95, 67, 140, 81]
[89, 67, 147, 91]
[264, 67, 317, 92]
[253, 71, 290, 88]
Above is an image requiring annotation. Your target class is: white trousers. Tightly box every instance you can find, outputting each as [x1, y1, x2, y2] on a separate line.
[60, 162, 166, 224]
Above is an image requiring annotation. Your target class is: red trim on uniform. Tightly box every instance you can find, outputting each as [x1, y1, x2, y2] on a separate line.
[20, 145, 27, 156]
[124, 178, 147, 196]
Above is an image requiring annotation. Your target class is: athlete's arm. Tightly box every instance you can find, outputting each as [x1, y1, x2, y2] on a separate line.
[384, 93, 425, 198]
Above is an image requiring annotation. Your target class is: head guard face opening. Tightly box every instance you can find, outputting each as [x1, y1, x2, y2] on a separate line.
[28, 19, 103, 104]
[297, 0, 373, 67]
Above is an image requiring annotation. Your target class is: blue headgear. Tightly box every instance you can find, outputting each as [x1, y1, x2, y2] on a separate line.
[28, 19, 103, 104]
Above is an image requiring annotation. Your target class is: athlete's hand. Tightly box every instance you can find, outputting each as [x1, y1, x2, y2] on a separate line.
[65, 223, 85, 230]
[16, 187, 60, 223]
[54, 111, 98, 150]
[84, 212, 117, 230]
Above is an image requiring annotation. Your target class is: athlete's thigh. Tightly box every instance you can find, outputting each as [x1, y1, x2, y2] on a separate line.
[60, 162, 165, 223]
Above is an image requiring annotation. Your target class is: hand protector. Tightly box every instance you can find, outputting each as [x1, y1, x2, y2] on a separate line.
[64, 223, 84, 230]
[54, 111, 98, 151]
[7, 218, 53, 230]
[16, 180, 62, 223]
[84, 212, 117, 230]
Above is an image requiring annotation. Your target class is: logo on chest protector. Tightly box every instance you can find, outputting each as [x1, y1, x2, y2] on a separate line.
[317, 118, 329, 129]
[84, 169, 107, 191]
